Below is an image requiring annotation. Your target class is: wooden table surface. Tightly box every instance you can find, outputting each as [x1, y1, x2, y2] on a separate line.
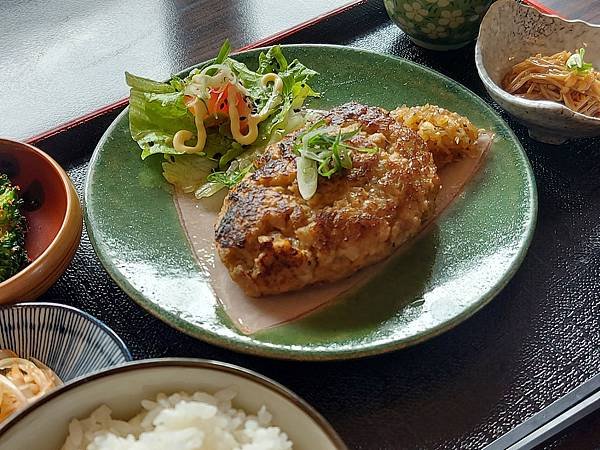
[0, 0, 355, 141]
[0, 0, 595, 142]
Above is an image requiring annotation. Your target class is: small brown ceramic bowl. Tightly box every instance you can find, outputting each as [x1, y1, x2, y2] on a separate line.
[0, 139, 82, 303]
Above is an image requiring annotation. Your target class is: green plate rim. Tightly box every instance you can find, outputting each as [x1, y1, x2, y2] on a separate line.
[84, 44, 538, 360]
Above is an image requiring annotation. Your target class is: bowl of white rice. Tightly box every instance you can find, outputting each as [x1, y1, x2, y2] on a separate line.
[0, 358, 347, 450]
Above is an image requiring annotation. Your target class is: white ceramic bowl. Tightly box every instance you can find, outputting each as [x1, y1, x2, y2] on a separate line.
[0, 358, 347, 450]
[475, 0, 600, 144]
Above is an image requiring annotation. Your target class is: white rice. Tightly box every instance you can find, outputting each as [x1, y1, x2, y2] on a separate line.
[60, 389, 293, 450]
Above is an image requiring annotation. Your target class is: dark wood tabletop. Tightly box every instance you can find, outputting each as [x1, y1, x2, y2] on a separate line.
[0, 0, 595, 142]
[0, 0, 356, 141]
[2, 1, 600, 449]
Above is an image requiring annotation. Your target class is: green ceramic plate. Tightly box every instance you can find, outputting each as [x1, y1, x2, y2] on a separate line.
[85, 45, 537, 360]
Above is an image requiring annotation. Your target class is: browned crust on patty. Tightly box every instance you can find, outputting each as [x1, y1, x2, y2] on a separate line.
[215, 102, 440, 297]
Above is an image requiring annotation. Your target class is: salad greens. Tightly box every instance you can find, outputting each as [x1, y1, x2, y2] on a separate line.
[126, 40, 320, 198]
[207, 164, 253, 187]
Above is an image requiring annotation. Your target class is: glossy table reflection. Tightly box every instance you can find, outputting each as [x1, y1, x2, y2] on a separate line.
[0, 0, 596, 142]
[0, 0, 354, 140]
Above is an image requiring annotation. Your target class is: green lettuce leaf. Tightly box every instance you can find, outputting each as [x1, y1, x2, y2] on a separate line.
[162, 154, 216, 193]
[161, 130, 240, 190]
[126, 72, 195, 159]
[215, 39, 232, 64]
[125, 72, 175, 93]
[255, 57, 320, 146]
[202, 129, 236, 160]
[257, 45, 289, 74]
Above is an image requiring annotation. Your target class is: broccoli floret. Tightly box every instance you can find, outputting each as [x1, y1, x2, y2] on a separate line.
[0, 174, 28, 282]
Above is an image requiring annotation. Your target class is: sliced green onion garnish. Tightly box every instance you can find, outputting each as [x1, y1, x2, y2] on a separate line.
[296, 156, 318, 200]
[293, 123, 379, 200]
[566, 47, 594, 73]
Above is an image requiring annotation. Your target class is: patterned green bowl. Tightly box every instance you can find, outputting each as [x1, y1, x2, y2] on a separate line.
[384, 0, 494, 50]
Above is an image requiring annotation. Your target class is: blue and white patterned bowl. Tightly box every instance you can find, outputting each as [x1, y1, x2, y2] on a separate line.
[0, 303, 132, 381]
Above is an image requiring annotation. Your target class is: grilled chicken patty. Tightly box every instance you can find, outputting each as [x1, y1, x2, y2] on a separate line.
[215, 102, 440, 297]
